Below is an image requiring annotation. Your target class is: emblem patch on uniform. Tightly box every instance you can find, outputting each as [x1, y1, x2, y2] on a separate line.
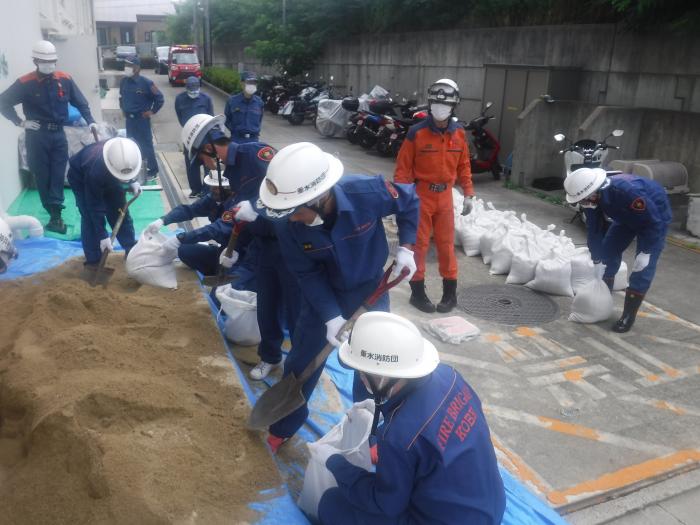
[257, 146, 275, 162]
[385, 180, 399, 199]
[630, 197, 646, 212]
[221, 210, 234, 223]
[302, 242, 313, 251]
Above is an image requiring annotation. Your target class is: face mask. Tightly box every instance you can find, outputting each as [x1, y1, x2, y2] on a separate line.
[308, 213, 324, 227]
[244, 84, 257, 95]
[580, 202, 598, 209]
[125, 68, 135, 77]
[37, 62, 56, 75]
[431, 103, 453, 121]
[187, 90, 200, 99]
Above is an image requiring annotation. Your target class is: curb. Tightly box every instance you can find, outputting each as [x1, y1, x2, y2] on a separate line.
[201, 79, 234, 100]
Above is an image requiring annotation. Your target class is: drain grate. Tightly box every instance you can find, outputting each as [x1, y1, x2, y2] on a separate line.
[457, 284, 559, 325]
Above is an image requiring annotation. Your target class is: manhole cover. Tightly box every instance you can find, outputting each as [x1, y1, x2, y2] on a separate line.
[457, 284, 559, 325]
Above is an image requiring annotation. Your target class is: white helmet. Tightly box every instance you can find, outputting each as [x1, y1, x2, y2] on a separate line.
[564, 167, 607, 203]
[428, 78, 460, 106]
[256, 142, 343, 220]
[203, 173, 230, 188]
[0, 217, 18, 274]
[339, 312, 440, 379]
[32, 40, 57, 61]
[102, 138, 142, 181]
[181, 114, 226, 157]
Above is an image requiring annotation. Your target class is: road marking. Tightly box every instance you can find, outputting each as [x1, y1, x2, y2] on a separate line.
[439, 351, 517, 376]
[527, 365, 609, 386]
[643, 302, 700, 333]
[546, 385, 575, 407]
[583, 337, 654, 378]
[484, 404, 673, 456]
[620, 394, 700, 417]
[492, 435, 554, 495]
[495, 340, 534, 362]
[513, 327, 572, 355]
[598, 373, 637, 393]
[547, 449, 700, 505]
[644, 335, 700, 353]
[588, 325, 684, 379]
[636, 364, 700, 387]
[521, 356, 587, 374]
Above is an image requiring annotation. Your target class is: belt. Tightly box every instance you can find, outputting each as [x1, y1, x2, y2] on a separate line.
[126, 112, 145, 119]
[428, 183, 448, 193]
[38, 121, 63, 131]
[234, 132, 254, 139]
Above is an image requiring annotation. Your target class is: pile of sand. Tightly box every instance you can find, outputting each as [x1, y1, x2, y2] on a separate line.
[0, 258, 280, 523]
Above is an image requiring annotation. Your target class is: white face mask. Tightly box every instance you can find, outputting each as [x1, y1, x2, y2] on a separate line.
[579, 202, 598, 209]
[244, 84, 257, 95]
[308, 213, 324, 227]
[37, 62, 56, 75]
[187, 90, 200, 99]
[431, 103, 453, 121]
[125, 67, 135, 77]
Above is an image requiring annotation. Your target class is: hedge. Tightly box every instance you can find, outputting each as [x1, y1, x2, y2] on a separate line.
[202, 67, 241, 94]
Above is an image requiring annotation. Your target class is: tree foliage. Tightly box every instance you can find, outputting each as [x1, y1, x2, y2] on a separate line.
[167, 0, 697, 75]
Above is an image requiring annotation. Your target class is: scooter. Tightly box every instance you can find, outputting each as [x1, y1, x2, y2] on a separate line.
[554, 128, 624, 222]
[460, 101, 502, 180]
[375, 107, 428, 157]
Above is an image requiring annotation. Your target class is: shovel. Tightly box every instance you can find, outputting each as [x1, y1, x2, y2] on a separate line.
[83, 192, 140, 287]
[248, 263, 410, 430]
[200, 223, 242, 288]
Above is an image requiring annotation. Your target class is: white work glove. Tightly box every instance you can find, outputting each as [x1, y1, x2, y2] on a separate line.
[632, 252, 650, 273]
[89, 122, 98, 132]
[21, 120, 40, 131]
[162, 235, 181, 257]
[462, 196, 475, 215]
[325, 315, 348, 347]
[146, 218, 164, 234]
[234, 200, 259, 223]
[219, 250, 239, 268]
[129, 181, 142, 196]
[99, 237, 114, 253]
[392, 246, 417, 281]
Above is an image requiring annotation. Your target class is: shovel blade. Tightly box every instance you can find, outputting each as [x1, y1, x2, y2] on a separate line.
[81, 265, 115, 287]
[201, 274, 239, 287]
[248, 374, 307, 430]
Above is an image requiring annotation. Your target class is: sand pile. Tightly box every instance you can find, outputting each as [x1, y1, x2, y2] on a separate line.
[0, 258, 280, 524]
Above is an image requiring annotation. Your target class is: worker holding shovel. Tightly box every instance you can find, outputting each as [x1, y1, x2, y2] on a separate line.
[67, 137, 142, 267]
[251, 142, 420, 453]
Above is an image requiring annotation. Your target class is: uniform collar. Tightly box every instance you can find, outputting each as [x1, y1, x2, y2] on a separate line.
[428, 116, 459, 135]
[332, 180, 353, 213]
[381, 374, 432, 415]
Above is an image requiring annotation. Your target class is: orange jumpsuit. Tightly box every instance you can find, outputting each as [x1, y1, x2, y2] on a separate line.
[394, 118, 473, 281]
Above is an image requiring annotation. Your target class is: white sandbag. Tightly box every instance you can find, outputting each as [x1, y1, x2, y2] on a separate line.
[613, 261, 628, 291]
[0, 216, 19, 274]
[298, 400, 375, 520]
[125, 231, 178, 289]
[490, 231, 526, 275]
[459, 225, 487, 256]
[570, 248, 596, 295]
[569, 265, 614, 323]
[215, 285, 261, 345]
[423, 316, 480, 344]
[480, 223, 507, 265]
[526, 251, 574, 297]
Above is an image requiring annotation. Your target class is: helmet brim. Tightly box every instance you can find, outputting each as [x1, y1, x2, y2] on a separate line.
[566, 168, 607, 203]
[187, 114, 226, 156]
[102, 138, 142, 181]
[337, 337, 440, 379]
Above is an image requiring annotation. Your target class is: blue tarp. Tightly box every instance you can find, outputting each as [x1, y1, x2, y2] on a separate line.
[2, 238, 568, 525]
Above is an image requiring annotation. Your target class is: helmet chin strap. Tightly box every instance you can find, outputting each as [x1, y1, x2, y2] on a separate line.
[364, 374, 400, 437]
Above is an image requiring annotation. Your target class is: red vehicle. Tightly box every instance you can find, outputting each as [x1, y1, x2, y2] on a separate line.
[168, 45, 201, 86]
[460, 102, 502, 180]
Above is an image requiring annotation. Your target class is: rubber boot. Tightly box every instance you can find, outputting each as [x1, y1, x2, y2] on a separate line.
[612, 289, 645, 333]
[45, 205, 67, 234]
[603, 276, 614, 292]
[409, 280, 436, 313]
[436, 279, 458, 313]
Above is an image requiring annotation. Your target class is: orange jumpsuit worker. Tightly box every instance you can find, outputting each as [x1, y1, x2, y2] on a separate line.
[395, 78, 475, 313]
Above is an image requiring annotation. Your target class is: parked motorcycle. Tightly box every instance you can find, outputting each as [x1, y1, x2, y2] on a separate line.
[375, 106, 428, 157]
[460, 101, 502, 180]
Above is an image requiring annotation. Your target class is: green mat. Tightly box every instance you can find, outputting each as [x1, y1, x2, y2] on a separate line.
[8, 188, 166, 241]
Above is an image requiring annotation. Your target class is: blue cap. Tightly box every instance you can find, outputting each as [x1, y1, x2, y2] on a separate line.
[125, 55, 140, 66]
[242, 71, 258, 82]
[186, 76, 200, 90]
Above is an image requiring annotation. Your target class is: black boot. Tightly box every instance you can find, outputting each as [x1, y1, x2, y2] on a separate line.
[436, 279, 458, 313]
[45, 205, 67, 234]
[409, 280, 436, 313]
[613, 289, 645, 333]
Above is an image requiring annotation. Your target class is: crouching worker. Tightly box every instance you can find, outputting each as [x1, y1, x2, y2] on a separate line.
[319, 311, 506, 525]
[68, 137, 142, 265]
[564, 168, 672, 332]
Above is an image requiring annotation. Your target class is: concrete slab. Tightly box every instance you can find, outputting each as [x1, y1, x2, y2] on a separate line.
[142, 71, 700, 520]
[605, 505, 684, 525]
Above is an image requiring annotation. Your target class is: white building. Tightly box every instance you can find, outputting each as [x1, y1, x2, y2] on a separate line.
[0, 0, 100, 211]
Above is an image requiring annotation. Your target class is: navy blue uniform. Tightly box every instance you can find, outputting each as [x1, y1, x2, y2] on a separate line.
[584, 174, 671, 293]
[119, 75, 164, 176]
[67, 142, 136, 264]
[224, 92, 263, 142]
[175, 91, 214, 194]
[269, 175, 419, 438]
[318, 364, 506, 525]
[0, 70, 95, 211]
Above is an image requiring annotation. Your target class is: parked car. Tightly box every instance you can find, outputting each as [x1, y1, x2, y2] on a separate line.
[114, 45, 137, 71]
[168, 45, 201, 86]
[154, 46, 170, 74]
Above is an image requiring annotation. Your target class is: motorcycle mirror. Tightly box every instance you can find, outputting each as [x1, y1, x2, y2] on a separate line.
[554, 133, 566, 142]
[612, 129, 624, 137]
[484, 101, 493, 110]
[305, 73, 309, 78]
[330, 75, 334, 81]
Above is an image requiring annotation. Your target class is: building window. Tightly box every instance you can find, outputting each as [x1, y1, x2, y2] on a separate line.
[145, 31, 152, 42]
[97, 28, 108, 45]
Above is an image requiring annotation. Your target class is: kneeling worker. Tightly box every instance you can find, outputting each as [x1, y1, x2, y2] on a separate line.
[318, 311, 505, 525]
[564, 168, 672, 332]
[67, 138, 142, 264]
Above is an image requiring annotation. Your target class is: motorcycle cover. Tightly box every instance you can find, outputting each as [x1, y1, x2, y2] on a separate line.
[315, 99, 353, 137]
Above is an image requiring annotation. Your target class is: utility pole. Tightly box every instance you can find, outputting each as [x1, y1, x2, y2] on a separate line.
[192, 0, 198, 51]
[282, 0, 286, 28]
[204, 0, 212, 66]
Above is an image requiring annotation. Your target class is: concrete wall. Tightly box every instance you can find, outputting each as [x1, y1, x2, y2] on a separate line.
[211, 43, 276, 76]
[0, 0, 42, 212]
